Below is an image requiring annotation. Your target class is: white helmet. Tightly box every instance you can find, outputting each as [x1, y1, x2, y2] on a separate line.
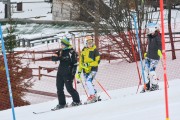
[84, 36, 93, 47]
[146, 23, 160, 34]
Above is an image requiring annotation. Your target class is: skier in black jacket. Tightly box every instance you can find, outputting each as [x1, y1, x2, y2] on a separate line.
[141, 23, 162, 93]
[52, 37, 81, 109]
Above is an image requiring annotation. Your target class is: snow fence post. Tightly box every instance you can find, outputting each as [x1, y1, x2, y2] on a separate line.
[0, 24, 16, 120]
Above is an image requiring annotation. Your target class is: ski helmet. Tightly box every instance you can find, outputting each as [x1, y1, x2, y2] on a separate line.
[84, 36, 93, 47]
[61, 37, 71, 47]
[146, 23, 160, 34]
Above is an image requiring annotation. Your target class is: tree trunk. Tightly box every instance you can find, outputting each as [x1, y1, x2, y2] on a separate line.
[94, 0, 99, 48]
[168, 0, 176, 59]
[5, 4, 7, 18]
[7, 0, 11, 19]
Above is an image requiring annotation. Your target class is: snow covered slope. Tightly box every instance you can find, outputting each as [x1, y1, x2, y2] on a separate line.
[0, 79, 180, 120]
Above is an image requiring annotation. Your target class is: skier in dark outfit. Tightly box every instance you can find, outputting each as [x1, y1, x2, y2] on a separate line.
[52, 37, 81, 109]
[141, 23, 162, 93]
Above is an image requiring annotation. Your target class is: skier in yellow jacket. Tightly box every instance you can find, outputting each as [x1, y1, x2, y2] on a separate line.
[76, 36, 100, 103]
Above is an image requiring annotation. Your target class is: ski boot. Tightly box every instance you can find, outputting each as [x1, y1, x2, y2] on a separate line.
[84, 95, 98, 104]
[51, 104, 67, 111]
[70, 101, 82, 107]
[140, 81, 150, 93]
[140, 88, 146, 93]
[150, 84, 159, 91]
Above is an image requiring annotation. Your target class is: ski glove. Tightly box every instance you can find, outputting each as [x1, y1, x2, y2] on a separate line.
[52, 56, 59, 61]
[75, 72, 81, 79]
[144, 53, 147, 58]
[157, 49, 162, 58]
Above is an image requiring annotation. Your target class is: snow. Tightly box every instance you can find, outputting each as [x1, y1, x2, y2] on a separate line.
[0, 79, 180, 120]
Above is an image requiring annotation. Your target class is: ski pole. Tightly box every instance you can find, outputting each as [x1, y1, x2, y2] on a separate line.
[95, 79, 111, 99]
[81, 80, 88, 98]
[132, 13, 147, 91]
[77, 78, 88, 97]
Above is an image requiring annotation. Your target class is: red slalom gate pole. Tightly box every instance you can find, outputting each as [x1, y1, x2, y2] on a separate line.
[159, 0, 170, 120]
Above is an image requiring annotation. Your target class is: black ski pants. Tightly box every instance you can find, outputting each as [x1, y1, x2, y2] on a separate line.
[56, 73, 80, 105]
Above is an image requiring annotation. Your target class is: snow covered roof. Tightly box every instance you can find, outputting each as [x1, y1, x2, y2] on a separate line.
[0, 20, 92, 39]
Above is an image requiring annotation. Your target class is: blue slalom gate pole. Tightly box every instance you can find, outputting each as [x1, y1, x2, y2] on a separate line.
[132, 13, 146, 88]
[0, 24, 16, 120]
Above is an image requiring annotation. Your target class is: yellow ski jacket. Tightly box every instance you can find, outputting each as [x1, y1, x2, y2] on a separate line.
[78, 45, 100, 74]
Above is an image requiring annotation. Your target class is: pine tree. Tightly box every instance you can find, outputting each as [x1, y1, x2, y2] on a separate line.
[0, 24, 33, 110]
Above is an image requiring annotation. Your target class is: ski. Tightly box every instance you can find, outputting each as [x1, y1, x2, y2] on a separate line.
[33, 96, 106, 115]
[33, 107, 67, 114]
[33, 104, 68, 114]
[33, 103, 83, 115]
[33, 110, 52, 114]
[140, 88, 162, 93]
